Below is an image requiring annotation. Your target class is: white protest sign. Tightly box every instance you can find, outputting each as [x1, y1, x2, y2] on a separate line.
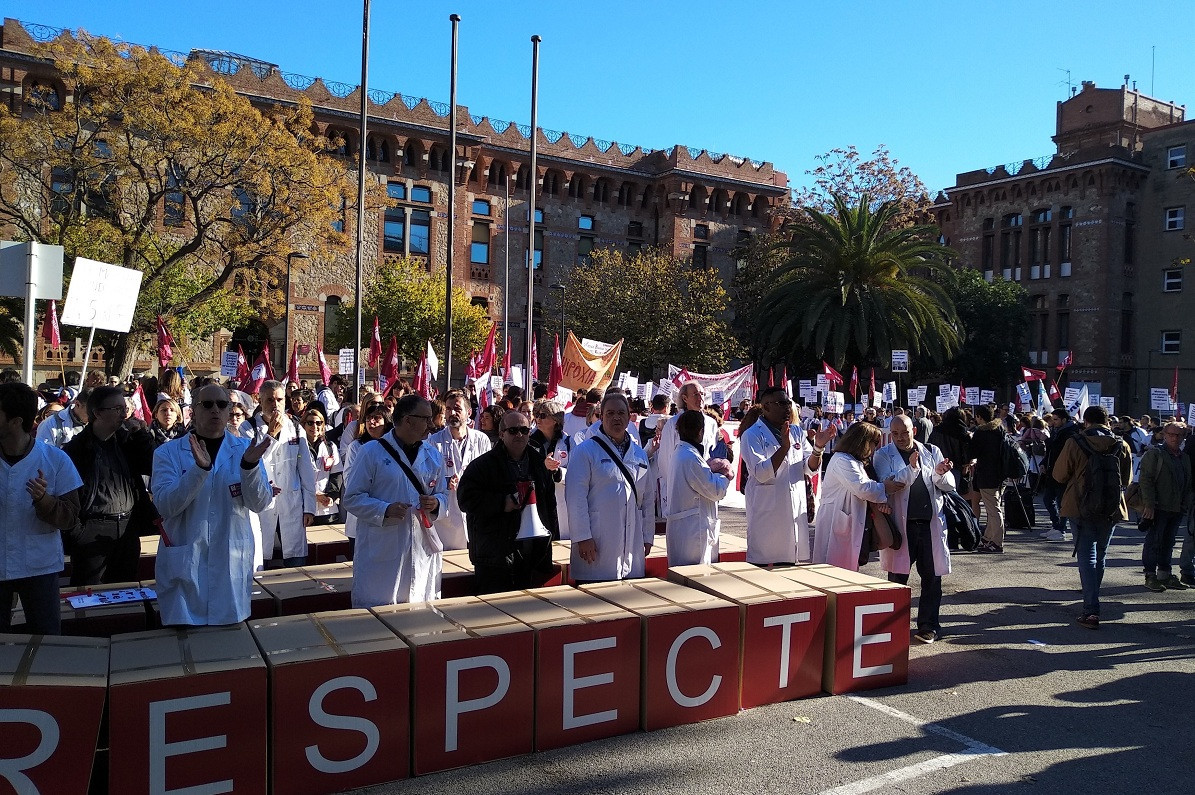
[1100, 396, 1116, 416]
[0, 241, 64, 299]
[979, 390, 995, 405]
[555, 386, 573, 404]
[1187, 402, 1195, 426]
[799, 406, 815, 420]
[824, 391, 845, 413]
[509, 365, 525, 389]
[907, 388, 919, 406]
[872, 393, 884, 408]
[624, 375, 638, 396]
[916, 386, 929, 402]
[891, 350, 909, 373]
[882, 381, 896, 403]
[1015, 382, 1033, 406]
[815, 374, 830, 392]
[490, 374, 505, 393]
[1067, 385, 1090, 417]
[338, 348, 355, 375]
[800, 387, 816, 403]
[616, 371, 628, 389]
[939, 383, 952, 396]
[965, 387, 980, 405]
[220, 351, 240, 377]
[935, 395, 953, 413]
[1151, 388, 1175, 411]
[580, 338, 615, 356]
[60, 258, 143, 332]
[1063, 386, 1081, 404]
[799, 379, 813, 392]
[636, 382, 650, 399]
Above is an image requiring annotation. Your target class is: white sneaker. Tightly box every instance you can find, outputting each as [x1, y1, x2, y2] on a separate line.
[1043, 529, 1066, 541]
[1038, 529, 1053, 538]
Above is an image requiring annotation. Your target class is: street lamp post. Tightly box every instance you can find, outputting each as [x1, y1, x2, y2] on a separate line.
[284, 252, 308, 374]
[1146, 347, 1159, 412]
[550, 282, 565, 342]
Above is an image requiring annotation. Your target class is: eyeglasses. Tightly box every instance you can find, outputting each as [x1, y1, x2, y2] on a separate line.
[533, 412, 551, 419]
[199, 400, 230, 410]
[304, 420, 325, 427]
[404, 414, 433, 423]
[367, 401, 386, 411]
[503, 426, 531, 435]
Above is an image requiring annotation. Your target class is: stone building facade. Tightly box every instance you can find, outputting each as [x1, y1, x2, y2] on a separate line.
[0, 18, 788, 383]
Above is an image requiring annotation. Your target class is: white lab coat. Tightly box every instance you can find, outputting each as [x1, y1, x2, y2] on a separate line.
[550, 435, 574, 540]
[665, 441, 729, 566]
[340, 437, 370, 539]
[151, 431, 273, 626]
[0, 442, 82, 581]
[246, 415, 317, 563]
[742, 419, 814, 564]
[35, 406, 85, 449]
[655, 412, 717, 520]
[309, 438, 341, 518]
[566, 427, 652, 582]
[812, 452, 889, 571]
[872, 442, 954, 577]
[428, 426, 491, 550]
[343, 431, 448, 607]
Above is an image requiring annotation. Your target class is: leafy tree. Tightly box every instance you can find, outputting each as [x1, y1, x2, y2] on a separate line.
[0, 32, 368, 375]
[562, 247, 744, 378]
[755, 193, 959, 370]
[329, 257, 489, 368]
[792, 144, 932, 230]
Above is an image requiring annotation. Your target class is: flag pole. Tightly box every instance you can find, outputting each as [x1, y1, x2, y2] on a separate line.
[524, 34, 541, 387]
[444, 12, 460, 393]
[352, 0, 371, 400]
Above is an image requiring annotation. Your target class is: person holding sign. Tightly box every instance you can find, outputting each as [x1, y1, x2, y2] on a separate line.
[151, 384, 273, 626]
[742, 387, 837, 565]
[343, 395, 448, 607]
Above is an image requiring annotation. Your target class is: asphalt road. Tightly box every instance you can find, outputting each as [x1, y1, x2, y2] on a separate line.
[361, 499, 1195, 795]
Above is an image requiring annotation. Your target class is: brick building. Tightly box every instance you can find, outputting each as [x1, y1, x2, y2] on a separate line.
[0, 19, 788, 383]
[931, 79, 1187, 414]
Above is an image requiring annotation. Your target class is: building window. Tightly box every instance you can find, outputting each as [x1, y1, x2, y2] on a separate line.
[411, 185, 432, 203]
[1031, 208, 1052, 224]
[27, 80, 62, 111]
[1164, 269, 1183, 292]
[1168, 145, 1187, 169]
[383, 184, 406, 253]
[694, 224, 709, 240]
[164, 164, 185, 228]
[323, 295, 341, 349]
[528, 208, 544, 224]
[472, 199, 491, 216]
[410, 209, 430, 255]
[692, 244, 708, 268]
[1162, 330, 1181, 354]
[470, 222, 490, 265]
[1165, 206, 1184, 231]
[578, 215, 594, 231]
[628, 220, 644, 238]
[1058, 222, 1072, 262]
[1001, 213, 1022, 228]
[981, 235, 993, 271]
[331, 197, 345, 233]
[49, 166, 75, 218]
[534, 229, 544, 269]
[577, 235, 594, 265]
[1056, 312, 1069, 351]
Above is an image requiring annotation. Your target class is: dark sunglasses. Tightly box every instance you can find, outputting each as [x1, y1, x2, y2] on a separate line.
[503, 426, 531, 435]
[304, 419, 324, 427]
[199, 399, 230, 410]
[533, 412, 551, 419]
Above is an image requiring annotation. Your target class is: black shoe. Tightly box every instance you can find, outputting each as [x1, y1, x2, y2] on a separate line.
[1181, 574, 1195, 587]
[1144, 575, 1167, 592]
[1076, 614, 1100, 629]
[913, 629, 940, 644]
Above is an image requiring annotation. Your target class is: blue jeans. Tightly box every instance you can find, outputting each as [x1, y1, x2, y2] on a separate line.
[1039, 480, 1067, 533]
[1074, 519, 1116, 617]
[1142, 510, 1184, 576]
[0, 572, 62, 635]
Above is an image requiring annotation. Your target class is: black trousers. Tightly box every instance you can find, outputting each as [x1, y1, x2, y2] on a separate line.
[886, 518, 943, 632]
[70, 515, 139, 586]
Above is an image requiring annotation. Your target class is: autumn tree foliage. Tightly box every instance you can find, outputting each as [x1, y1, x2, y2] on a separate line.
[0, 30, 371, 375]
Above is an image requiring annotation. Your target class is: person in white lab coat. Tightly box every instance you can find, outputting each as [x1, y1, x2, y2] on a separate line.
[812, 422, 905, 571]
[152, 384, 273, 626]
[245, 380, 317, 567]
[426, 389, 491, 550]
[566, 393, 652, 583]
[741, 387, 837, 565]
[652, 381, 717, 522]
[665, 410, 732, 566]
[301, 403, 342, 525]
[343, 394, 448, 607]
[873, 414, 955, 643]
[339, 402, 393, 557]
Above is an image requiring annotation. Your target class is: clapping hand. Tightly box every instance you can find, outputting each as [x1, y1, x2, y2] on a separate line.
[25, 469, 48, 503]
[243, 430, 273, 465]
[708, 458, 731, 477]
[935, 458, 953, 476]
[188, 433, 212, 470]
[813, 427, 837, 449]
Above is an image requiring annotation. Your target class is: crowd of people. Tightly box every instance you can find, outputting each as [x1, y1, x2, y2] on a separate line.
[1, 364, 1188, 640]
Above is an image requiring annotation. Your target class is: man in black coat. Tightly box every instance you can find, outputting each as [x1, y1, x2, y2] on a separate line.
[1040, 408, 1079, 541]
[457, 409, 558, 595]
[62, 386, 157, 585]
[967, 404, 1009, 553]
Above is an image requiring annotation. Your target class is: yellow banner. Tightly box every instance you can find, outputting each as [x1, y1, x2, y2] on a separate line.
[560, 331, 623, 393]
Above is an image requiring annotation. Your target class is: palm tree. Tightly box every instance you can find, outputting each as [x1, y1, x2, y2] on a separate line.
[755, 193, 960, 370]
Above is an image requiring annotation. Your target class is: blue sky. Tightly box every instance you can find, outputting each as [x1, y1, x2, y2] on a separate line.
[6, 1, 1192, 194]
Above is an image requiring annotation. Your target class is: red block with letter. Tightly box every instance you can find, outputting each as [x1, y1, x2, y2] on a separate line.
[107, 624, 268, 795]
[669, 562, 826, 707]
[373, 595, 534, 775]
[250, 609, 411, 793]
[483, 585, 641, 750]
[582, 579, 740, 730]
[770, 564, 910, 694]
[0, 634, 109, 794]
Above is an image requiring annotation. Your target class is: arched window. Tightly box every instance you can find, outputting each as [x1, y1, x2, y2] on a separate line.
[404, 139, 423, 167]
[593, 179, 610, 204]
[323, 296, 342, 350]
[569, 174, 587, 199]
[27, 80, 61, 111]
[689, 185, 707, 211]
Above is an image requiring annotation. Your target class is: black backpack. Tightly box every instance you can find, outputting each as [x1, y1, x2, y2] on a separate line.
[1073, 434, 1123, 521]
[1000, 432, 1030, 481]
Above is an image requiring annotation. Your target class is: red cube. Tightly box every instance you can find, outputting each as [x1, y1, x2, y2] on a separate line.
[770, 564, 910, 694]
[297, 562, 355, 612]
[0, 634, 109, 794]
[668, 563, 826, 707]
[483, 586, 641, 750]
[373, 596, 535, 775]
[250, 609, 411, 793]
[581, 579, 740, 731]
[306, 525, 351, 565]
[107, 625, 268, 795]
[256, 567, 347, 616]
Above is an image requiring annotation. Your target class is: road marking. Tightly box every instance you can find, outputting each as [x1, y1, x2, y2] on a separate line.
[813, 696, 1007, 795]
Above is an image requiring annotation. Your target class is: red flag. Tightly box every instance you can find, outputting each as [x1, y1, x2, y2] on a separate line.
[768, 367, 775, 388]
[316, 344, 332, 386]
[1048, 380, 1062, 402]
[464, 349, 478, 384]
[1021, 366, 1047, 382]
[849, 366, 858, 400]
[547, 334, 563, 398]
[1171, 366, 1180, 404]
[417, 355, 433, 399]
[501, 342, 511, 382]
[531, 335, 539, 382]
[959, 381, 966, 404]
[285, 344, 300, 386]
[368, 317, 382, 368]
[479, 323, 498, 375]
[132, 382, 151, 421]
[43, 300, 61, 348]
[822, 361, 844, 387]
[380, 335, 399, 393]
[247, 343, 273, 394]
[671, 368, 691, 390]
[234, 345, 250, 387]
[156, 315, 175, 369]
[1056, 352, 1072, 372]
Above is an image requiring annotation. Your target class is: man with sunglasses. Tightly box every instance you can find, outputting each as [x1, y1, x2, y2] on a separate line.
[428, 389, 491, 550]
[457, 408, 557, 594]
[344, 394, 448, 607]
[151, 384, 273, 626]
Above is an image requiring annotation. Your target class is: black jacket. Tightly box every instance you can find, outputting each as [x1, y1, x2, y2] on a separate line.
[62, 423, 158, 530]
[1041, 420, 1079, 487]
[967, 420, 1008, 490]
[456, 444, 558, 570]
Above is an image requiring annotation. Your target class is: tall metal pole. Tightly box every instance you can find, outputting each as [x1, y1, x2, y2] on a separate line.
[353, 0, 371, 399]
[444, 13, 460, 392]
[504, 174, 510, 351]
[525, 35, 540, 386]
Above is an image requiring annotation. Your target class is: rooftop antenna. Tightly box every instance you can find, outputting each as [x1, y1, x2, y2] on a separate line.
[1057, 67, 1074, 98]
[1151, 45, 1156, 95]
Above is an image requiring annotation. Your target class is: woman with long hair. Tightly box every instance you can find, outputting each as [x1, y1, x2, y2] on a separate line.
[478, 404, 506, 446]
[149, 398, 186, 447]
[531, 398, 571, 539]
[813, 422, 905, 571]
[340, 401, 393, 554]
[301, 403, 342, 526]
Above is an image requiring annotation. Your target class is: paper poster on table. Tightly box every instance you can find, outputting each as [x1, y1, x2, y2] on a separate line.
[964, 387, 980, 405]
[338, 348, 355, 375]
[979, 389, 995, 405]
[891, 349, 909, 373]
[220, 351, 239, 377]
[1100, 396, 1116, 416]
